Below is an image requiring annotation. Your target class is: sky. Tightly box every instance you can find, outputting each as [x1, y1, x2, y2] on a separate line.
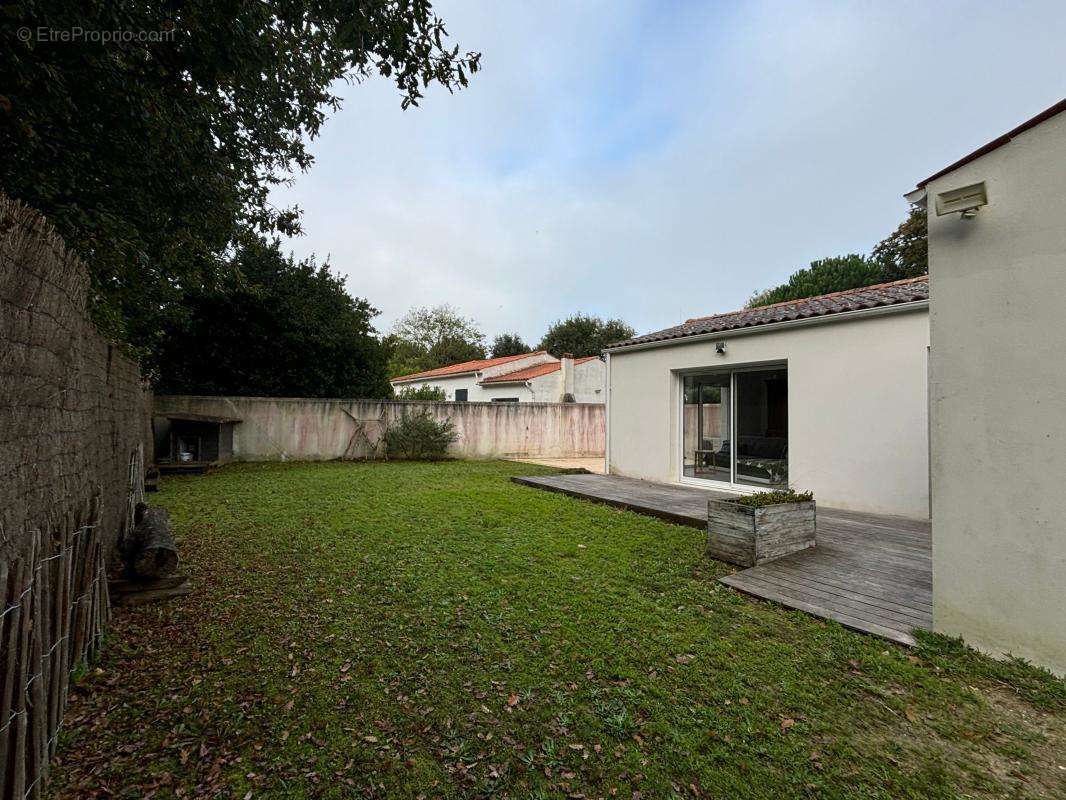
[270, 0, 1066, 345]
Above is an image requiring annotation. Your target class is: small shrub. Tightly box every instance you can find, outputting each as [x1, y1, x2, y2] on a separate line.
[383, 411, 458, 460]
[735, 489, 813, 508]
[394, 385, 446, 401]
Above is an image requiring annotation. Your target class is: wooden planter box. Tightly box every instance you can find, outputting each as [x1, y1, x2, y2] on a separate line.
[707, 498, 816, 567]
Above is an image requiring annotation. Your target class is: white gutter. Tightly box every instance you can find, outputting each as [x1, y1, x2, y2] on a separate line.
[904, 187, 927, 206]
[605, 299, 929, 355]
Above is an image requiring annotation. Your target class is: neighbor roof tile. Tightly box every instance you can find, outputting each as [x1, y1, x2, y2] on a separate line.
[607, 276, 928, 350]
[481, 356, 598, 384]
[391, 351, 548, 383]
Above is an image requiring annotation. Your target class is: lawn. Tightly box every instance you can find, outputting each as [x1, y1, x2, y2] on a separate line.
[48, 461, 1064, 799]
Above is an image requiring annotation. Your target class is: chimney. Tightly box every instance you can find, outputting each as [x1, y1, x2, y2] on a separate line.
[560, 353, 575, 400]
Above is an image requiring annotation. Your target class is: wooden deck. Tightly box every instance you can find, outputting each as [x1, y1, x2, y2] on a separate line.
[512, 474, 932, 645]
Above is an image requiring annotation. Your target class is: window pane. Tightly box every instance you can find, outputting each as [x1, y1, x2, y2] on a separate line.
[734, 369, 788, 487]
[682, 373, 731, 482]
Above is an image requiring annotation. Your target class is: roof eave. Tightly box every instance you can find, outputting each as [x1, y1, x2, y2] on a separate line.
[911, 97, 1066, 190]
[605, 299, 929, 355]
[391, 369, 479, 384]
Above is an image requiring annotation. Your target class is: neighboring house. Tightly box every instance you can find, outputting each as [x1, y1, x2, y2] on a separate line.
[391, 351, 606, 403]
[603, 279, 930, 518]
[905, 98, 1066, 676]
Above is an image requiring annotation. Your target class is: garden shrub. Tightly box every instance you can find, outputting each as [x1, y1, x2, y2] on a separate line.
[383, 411, 458, 460]
[736, 489, 813, 508]
[394, 385, 446, 401]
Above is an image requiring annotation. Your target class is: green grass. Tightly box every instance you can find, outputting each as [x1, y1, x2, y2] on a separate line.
[48, 461, 1065, 799]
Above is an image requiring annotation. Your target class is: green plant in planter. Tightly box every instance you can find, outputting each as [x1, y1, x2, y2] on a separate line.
[383, 411, 458, 460]
[735, 489, 813, 508]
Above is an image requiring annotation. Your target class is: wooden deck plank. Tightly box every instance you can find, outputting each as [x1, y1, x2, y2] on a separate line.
[513, 473, 932, 645]
[756, 560, 932, 609]
[720, 573, 919, 645]
[728, 568, 931, 626]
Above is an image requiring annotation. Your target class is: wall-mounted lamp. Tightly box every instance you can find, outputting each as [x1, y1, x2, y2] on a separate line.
[715, 341, 727, 355]
[935, 181, 988, 220]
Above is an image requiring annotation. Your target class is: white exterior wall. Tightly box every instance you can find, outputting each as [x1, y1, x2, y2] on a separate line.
[394, 355, 606, 404]
[391, 353, 554, 401]
[926, 111, 1066, 675]
[607, 308, 930, 518]
[478, 382, 534, 402]
[394, 373, 480, 401]
[522, 359, 606, 403]
[573, 359, 606, 403]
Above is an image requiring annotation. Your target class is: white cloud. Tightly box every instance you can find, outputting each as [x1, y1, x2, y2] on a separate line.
[271, 0, 1066, 342]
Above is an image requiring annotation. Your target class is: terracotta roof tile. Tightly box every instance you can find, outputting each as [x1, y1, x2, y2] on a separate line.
[481, 356, 598, 384]
[607, 276, 928, 350]
[391, 351, 547, 383]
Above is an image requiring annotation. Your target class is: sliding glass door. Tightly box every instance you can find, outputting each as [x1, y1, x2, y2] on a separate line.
[681, 367, 788, 489]
[682, 373, 731, 482]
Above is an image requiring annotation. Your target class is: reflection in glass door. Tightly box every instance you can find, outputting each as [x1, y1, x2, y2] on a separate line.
[681, 367, 788, 489]
[682, 374, 731, 482]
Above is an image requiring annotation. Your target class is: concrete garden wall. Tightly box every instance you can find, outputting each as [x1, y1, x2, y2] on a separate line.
[154, 396, 605, 461]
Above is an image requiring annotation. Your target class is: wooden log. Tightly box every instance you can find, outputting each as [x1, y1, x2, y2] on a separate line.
[127, 507, 179, 580]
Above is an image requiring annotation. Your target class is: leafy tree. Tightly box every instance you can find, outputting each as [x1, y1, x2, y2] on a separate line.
[490, 332, 530, 358]
[387, 305, 486, 376]
[0, 1, 479, 355]
[746, 255, 881, 308]
[395, 385, 446, 401]
[537, 315, 635, 358]
[871, 207, 928, 280]
[747, 208, 928, 308]
[154, 238, 391, 398]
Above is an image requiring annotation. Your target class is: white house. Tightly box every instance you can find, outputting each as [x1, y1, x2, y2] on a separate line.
[391, 351, 606, 403]
[905, 98, 1066, 675]
[604, 279, 930, 519]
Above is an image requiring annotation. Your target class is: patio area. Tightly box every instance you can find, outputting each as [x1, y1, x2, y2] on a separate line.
[512, 473, 932, 645]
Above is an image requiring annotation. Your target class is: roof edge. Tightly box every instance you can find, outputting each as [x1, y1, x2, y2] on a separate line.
[389, 350, 550, 384]
[683, 275, 928, 324]
[915, 97, 1066, 189]
[606, 298, 928, 354]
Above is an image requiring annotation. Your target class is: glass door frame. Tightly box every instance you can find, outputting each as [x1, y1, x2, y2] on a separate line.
[676, 362, 788, 493]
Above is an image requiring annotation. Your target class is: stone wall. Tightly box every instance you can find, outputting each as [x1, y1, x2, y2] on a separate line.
[0, 192, 151, 798]
[0, 193, 151, 564]
[154, 395, 605, 461]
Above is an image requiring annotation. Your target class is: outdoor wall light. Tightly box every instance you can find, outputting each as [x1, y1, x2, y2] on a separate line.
[715, 341, 727, 354]
[935, 181, 988, 219]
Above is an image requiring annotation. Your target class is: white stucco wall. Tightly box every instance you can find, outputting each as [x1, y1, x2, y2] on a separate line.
[393, 373, 480, 401]
[393, 355, 606, 404]
[390, 353, 557, 402]
[573, 359, 606, 403]
[519, 359, 606, 403]
[925, 110, 1066, 675]
[607, 307, 930, 518]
